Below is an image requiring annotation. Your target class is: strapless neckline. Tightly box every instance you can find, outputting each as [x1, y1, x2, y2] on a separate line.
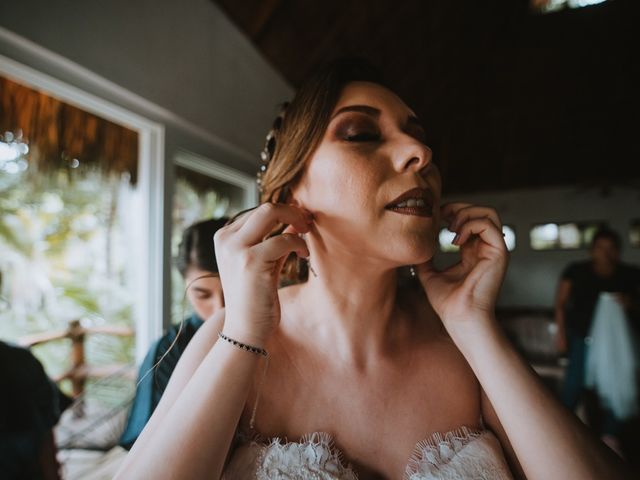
[225, 425, 514, 479]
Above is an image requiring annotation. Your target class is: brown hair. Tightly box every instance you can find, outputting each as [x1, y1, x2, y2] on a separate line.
[175, 217, 229, 277]
[258, 58, 387, 282]
[260, 58, 386, 204]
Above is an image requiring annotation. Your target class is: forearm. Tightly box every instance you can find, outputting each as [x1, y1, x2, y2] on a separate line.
[451, 317, 629, 480]
[116, 339, 261, 479]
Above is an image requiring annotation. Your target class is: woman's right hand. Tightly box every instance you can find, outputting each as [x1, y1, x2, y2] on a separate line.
[213, 203, 313, 347]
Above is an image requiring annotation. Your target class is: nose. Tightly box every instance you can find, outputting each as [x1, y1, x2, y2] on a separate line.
[392, 134, 432, 173]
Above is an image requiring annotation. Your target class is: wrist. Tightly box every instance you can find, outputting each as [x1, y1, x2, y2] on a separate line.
[443, 313, 506, 359]
[222, 322, 272, 350]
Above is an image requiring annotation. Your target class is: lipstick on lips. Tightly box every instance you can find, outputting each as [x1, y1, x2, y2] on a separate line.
[385, 187, 434, 217]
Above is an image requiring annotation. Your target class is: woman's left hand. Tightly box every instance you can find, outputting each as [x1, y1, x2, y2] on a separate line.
[415, 203, 509, 335]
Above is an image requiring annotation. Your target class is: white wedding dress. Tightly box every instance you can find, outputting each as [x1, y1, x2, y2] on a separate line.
[223, 426, 513, 479]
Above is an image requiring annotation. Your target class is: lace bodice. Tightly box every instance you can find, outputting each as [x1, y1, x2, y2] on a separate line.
[223, 427, 513, 479]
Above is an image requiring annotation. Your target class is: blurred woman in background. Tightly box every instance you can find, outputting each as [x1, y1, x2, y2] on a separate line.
[119, 217, 227, 450]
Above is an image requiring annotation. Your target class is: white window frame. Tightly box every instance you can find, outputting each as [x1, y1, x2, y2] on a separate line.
[171, 151, 257, 330]
[174, 150, 259, 210]
[0, 54, 165, 363]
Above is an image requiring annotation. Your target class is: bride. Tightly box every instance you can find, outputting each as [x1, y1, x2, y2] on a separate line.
[116, 59, 628, 479]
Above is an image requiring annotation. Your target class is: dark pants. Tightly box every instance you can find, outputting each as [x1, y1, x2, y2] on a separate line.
[561, 334, 621, 436]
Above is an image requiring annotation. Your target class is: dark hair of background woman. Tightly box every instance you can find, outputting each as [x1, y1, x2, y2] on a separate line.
[175, 217, 229, 276]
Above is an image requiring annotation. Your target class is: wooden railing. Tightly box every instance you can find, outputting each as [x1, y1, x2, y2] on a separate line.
[19, 319, 135, 400]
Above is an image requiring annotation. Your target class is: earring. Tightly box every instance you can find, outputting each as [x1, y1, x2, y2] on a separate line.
[409, 266, 416, 278]
[299, 233, 318, 278]
[307, 259, 318, 278]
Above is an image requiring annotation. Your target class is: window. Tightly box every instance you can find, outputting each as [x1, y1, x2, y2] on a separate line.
[530, 221, 602, 250]
[531, 0, 609, 14]
[0, 76, 140, 385]
[0, 57, 164, 369]
[503, 226, 517, 252]
[171, 152, 257, 324]
[439, 225, 516, 253]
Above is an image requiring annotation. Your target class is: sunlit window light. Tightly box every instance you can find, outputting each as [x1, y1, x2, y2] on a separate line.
[531, 0, 609, 14]
[581, 224, 599, 246]
[502, 225, 517, 252]
[558, 223, 581, 249]
[439, 225, 516, 253]
[530, 221, 604, 250]
[439, 228, 459, 253]
[530, 223, 559, 250]
[0, 133, 30, 174]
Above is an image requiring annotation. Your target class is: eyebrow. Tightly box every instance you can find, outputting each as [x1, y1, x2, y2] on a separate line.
[192, 286, 211, 293]
[331, 105, 381, 119]
[331, 104, 424, 130]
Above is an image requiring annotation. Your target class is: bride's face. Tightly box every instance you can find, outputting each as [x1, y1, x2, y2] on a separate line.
[291, 81, 441, 267]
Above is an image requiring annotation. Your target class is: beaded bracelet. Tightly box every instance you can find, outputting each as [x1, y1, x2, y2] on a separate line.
[218, 332, 268, 357]
[218, 331, 269, 429]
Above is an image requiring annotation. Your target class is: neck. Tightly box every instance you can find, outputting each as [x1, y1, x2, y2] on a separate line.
[293, 238, 405, 369]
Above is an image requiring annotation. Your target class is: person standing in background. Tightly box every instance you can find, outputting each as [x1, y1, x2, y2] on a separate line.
[0, 340, 68, 480]
[555, 227, 640, 454]
[119, 217, 228, 450]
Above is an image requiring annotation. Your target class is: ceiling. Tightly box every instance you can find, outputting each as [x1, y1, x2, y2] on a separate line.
[212, 0, 640, 194]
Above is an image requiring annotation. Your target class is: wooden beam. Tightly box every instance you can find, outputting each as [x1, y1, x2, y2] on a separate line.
[248, 0, 284, 41]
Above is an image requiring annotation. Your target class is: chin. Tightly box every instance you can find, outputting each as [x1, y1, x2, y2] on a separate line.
[388, 240, 437, 267]
[381, 226, 436, 259]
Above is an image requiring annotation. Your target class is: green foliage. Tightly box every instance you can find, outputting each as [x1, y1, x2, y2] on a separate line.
[0, 150, 135, 381]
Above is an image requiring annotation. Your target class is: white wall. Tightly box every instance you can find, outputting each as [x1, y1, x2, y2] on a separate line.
[437, 186, 640, 308]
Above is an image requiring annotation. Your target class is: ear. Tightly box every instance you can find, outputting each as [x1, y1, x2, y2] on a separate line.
[284, 184, 303, 207]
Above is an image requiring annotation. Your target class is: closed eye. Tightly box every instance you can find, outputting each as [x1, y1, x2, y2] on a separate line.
[344, 132, 381, 142]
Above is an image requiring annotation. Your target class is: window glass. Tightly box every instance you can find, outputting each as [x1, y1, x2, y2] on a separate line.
[502, 225, 517, 252]
[439, 225, 516, 252]
[530, 223, 559, 250]
[0, 76, 139, 393]
[558, 223, 581, 249]
[438, 228, 459, 253]
[530, 221, 604, 250]
[531, 0, 609, 14]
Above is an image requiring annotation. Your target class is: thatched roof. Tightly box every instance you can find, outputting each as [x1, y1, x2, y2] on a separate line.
[0, 76, 138, 184]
